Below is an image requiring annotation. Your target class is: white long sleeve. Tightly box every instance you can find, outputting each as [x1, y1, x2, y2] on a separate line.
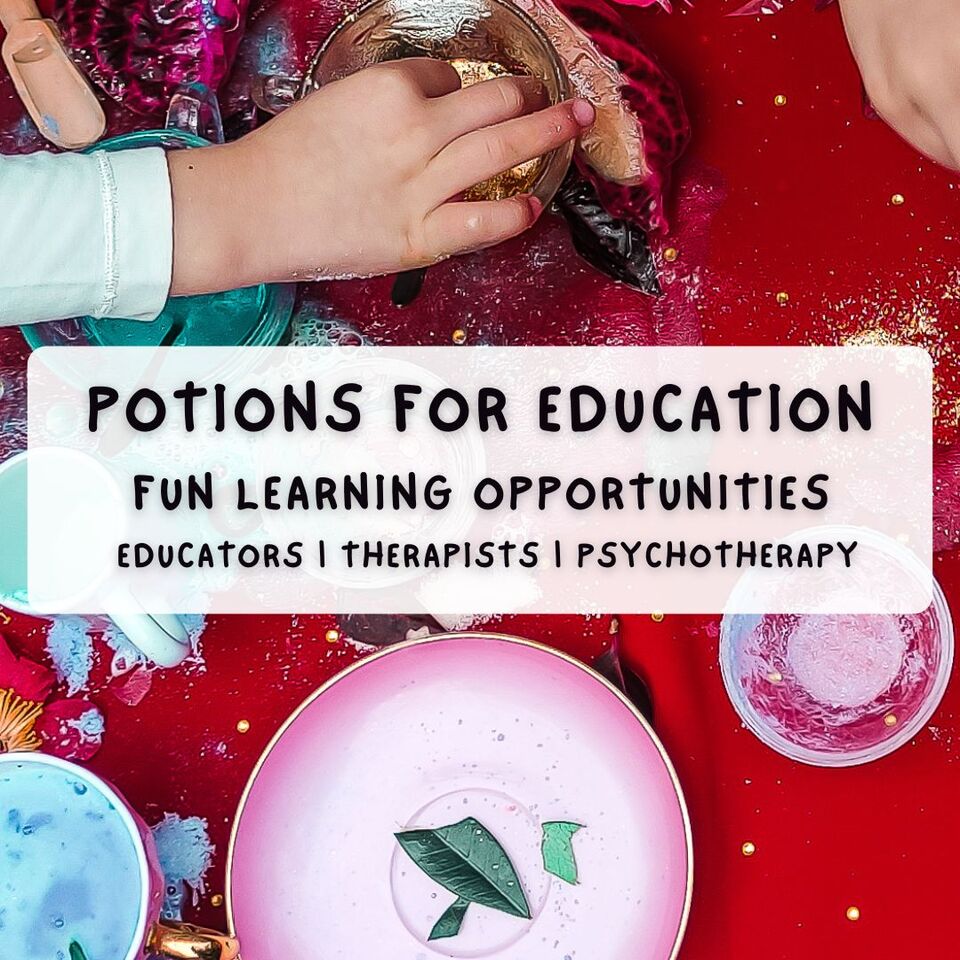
[0, 147, 173, 327]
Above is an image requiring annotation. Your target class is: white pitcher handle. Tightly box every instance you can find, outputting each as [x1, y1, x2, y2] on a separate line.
[105, 610, 191, 668]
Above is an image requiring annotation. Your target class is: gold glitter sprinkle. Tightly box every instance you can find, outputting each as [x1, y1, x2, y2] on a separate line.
[768, 671, 783, 683]
[832, 268, 960, 436]
[884, 713, 898, 727]
[236, 719, 250, 734]
[663, 247, 679, 263]
[609, 617, 620, 635]
[651, 611, 664, 623]
[774, 94, 788, 107]
[891, 193, 905, 206]
[452, 328, 468, 345]
[846, 906, 861, 922]
[211, 894, 224, 908]
[741, 841, 756, 857]
[0, 608, 10, 626]
[776, 291, 790, 306]
[325, 628, 340, 643]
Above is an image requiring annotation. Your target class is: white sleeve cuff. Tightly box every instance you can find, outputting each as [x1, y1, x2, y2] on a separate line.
[92, 146, 174, 322]
[0, 147, 174, 328]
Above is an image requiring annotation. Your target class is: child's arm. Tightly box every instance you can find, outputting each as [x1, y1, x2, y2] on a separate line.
[168, 58, 594, 294]
[839, 0, 960, 169]
[0, 58, 594, 327]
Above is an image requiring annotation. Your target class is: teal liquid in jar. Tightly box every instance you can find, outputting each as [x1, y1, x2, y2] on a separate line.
[0, 456, 28, 609]
[0, 760, 143, 960]
[82, 286, 273, 347]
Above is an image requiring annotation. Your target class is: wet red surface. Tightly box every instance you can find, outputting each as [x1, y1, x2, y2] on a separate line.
[1, 2, 958, 958]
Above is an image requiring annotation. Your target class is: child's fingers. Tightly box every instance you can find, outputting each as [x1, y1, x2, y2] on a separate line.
[423, 195, 542, 259]
[428, 99, 594, 202]
[379, 57, 463, 98]
[437, 76, 549, 142]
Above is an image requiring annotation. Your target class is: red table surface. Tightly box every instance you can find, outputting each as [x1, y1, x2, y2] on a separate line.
[2, 2, 959, 959]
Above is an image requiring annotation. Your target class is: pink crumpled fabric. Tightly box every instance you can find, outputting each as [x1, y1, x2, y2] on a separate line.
[52, 0, 250, 115]
[608, 0, 831, 14]
[606, 0, 678, 11]
[555, 0, 690, 232]
[726, 0, 833, 16]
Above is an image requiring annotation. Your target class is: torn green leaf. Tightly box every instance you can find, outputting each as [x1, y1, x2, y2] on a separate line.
[429, 896, 471, 940]
[541, 821, 584, 885]
[395, 816, 531, 938]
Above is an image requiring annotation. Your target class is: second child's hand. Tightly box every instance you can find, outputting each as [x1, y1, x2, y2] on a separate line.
[839, 0, 960, 170]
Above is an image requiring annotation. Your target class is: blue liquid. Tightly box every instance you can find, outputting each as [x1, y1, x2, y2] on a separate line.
[0, 458, 28, 609]
[82, 287, 270, 347]
[0, 760, 142, 960]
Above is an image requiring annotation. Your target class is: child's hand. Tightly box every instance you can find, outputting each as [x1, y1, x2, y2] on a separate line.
[839, 0, 960, 170]
[169, 58, 595, 295]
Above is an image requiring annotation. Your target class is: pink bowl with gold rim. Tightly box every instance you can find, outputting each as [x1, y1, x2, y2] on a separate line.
[227, 633, 692, 960]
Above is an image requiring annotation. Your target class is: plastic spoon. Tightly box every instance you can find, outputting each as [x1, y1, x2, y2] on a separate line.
[0, 0, 105, 149]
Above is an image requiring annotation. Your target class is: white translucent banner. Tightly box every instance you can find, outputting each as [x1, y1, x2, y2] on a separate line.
[26, 345, 932, 616]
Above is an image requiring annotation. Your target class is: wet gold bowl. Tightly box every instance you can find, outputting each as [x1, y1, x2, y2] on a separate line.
[308, 0, 573, 206]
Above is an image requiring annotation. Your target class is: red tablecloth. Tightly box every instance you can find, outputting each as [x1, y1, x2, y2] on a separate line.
[1, 2, 958, 958]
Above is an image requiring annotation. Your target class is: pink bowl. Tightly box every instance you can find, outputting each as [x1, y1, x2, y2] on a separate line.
[227, 634, 692, 960]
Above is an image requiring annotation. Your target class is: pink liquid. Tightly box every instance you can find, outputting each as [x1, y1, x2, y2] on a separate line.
[787, 614, 906, 708]
[731, 607, 946, 756]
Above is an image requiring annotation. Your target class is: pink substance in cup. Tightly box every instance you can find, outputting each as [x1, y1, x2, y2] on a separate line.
[787, 614, 906, 709]
[723, 601, 950, 764]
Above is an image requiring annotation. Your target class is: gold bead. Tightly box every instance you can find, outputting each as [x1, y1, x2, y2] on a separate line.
[884, 713, 898, 727]
[651, 611, 665, 623]
[741, 841, 756, 857]
[663, 247, 679, 263]
[891, 193, 905, 206]
[236, 719, 250, 734]
[774, 94, 788, 107]
[452, 328, 468, 345]
[325, 628, 340, 643]
[768, 671, 783, 683]
[211, 894, 224, 908]
[846, 906, 861, 922]
[776, 291, 790, 306]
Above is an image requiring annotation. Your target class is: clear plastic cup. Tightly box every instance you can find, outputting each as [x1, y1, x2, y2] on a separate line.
[720, 529, 954, 767]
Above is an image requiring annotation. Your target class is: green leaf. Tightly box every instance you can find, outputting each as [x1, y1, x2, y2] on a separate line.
[429, 896, 471, 940]
[395, 817, 531, 919]
[69, 943, 89, 960]
[541, 821, 584, 885]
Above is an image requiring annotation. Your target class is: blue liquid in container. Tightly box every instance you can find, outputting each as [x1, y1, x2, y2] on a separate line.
[0, 760, 143, 960]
